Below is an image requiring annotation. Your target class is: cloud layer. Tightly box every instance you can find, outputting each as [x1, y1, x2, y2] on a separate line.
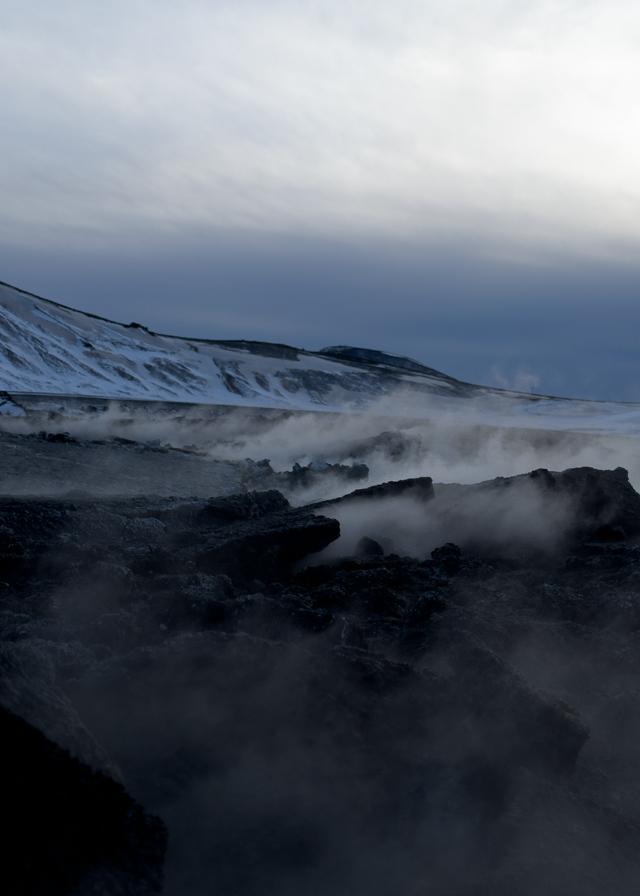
[3, 1, 640, 257]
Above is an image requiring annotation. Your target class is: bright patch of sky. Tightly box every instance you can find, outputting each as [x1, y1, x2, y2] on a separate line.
[3, 0, 640, 257]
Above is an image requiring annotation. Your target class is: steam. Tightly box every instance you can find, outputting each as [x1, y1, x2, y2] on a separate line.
[2, 390, 640, 505]
[312, 477, 579, 563]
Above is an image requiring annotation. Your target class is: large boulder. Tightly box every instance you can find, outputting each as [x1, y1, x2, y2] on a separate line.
[1, 705, 166, 895]
[201, 490, 290, 522]
[194, 509, 340, 581]
[313, 475, 434, 508]
[431, 466, 640, 555]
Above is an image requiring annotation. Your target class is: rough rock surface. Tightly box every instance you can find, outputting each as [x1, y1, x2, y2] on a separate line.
[0, 428, 243, 498]
[241, 458, 370, 497]
[314, 474, 435, 508]
[318, 466, 640, 558]
[3, 466, 640, 894]
[433, 466, 640, 543]
[2, 704, 166, 895]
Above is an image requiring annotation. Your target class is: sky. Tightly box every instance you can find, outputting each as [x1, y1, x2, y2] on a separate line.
[2, 0, 640, 400]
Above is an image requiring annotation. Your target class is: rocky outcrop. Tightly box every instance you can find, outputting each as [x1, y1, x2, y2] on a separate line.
[241, 458, 369, 496]
[314, 475, 435, 508]
[2, 705, 166, 895]
[202, 489, 290, 522]
[432, 466, 640, 548]
[315, 466, 640, 559]
[194, 509, 340, 580]
[341, 428, 420, 462]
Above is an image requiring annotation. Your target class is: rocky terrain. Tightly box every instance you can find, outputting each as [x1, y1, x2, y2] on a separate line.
[4, 435, 640, 894]
[0, 428, 243, 499]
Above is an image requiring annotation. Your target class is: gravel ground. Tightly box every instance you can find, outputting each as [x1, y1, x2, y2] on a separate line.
[0, 430, 243, 498]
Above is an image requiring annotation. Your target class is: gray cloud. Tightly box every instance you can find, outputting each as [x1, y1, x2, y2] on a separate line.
[3, 1, 640, 257]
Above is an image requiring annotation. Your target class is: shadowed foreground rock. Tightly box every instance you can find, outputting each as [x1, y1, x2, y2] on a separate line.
[2, 705, 166, 896]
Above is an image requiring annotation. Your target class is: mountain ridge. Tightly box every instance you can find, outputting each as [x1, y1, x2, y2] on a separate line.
[3, 278, 640, 437]
[0, 279, 452, 377]
[0, 278, 475, 409]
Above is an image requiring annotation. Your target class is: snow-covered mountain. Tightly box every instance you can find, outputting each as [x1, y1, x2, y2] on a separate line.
[0, 280, 472, 408]
[2, 278, 640, 434]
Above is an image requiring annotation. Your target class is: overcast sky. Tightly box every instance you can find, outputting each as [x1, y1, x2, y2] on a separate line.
[2, 1, 640, 399]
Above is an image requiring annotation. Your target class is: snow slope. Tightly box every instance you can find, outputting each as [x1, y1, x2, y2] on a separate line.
[2, 279, 640, 434]
[0, 280, 469, 409]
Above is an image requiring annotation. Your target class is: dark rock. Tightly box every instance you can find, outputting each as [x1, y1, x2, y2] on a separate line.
[0, 640, 117, 776]
[331, 645, 415, 692]
[313, 475, 434, 508]
[242, 460, 370, 495]
[344, 429, 418, 462]
[238, 593, 335, 638]
[356, 535, 384, 558]
[38, 430, 77, 444]
[533, 466, 640, 538]
[1, 704, 166, 895]
[591, 524, 627, 543]
[431, 542, 462, 573]
[424, 466, 640, 557]
[151, 575, 236, 631]
[214, 339, 301, 360]
[291, 605, 335, 633]
[195, 511, 340, 581]
[202, 490, 290, 522]
[340, 620, 368, 649]
[443, 639, 590, 777]
[319, 345, 450, 378]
